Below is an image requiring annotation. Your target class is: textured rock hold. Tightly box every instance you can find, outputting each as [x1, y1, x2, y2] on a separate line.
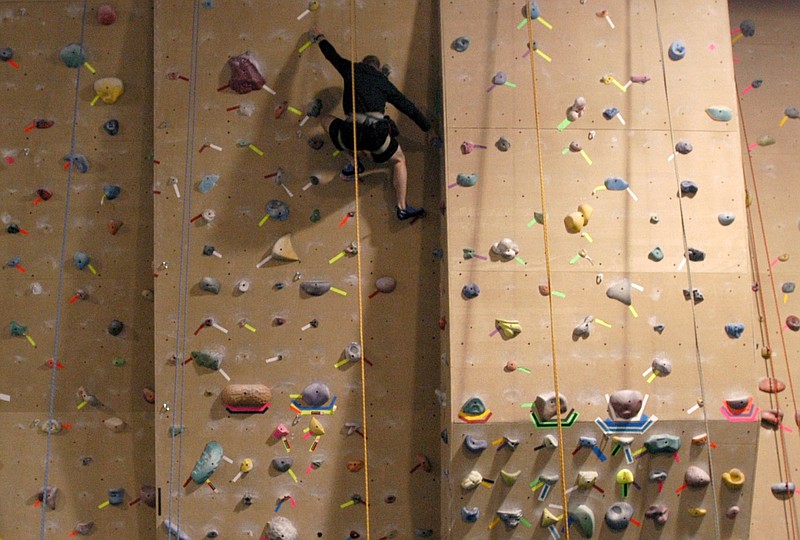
[199, 276, 221, 294]
[272, 457, 293, 473]
[301, 381, 330, 407]
[300, 281, 331, 296]
[684, 465, 711, 488]
[191, 441, 223, 483]
[461, 470, 482, 490]
[534, 392, 567, 420]
[267, 516, 298, 540]
[97, 4, 117, 24]
[605, 502, 634, 530]
[706, 106, 733, 122]
[606, 278, 632, 306]
[191, 351, 221, 370]
[462, 283, 480, 299]
[645, 504, 669, 525]
[644, 434, 681, 454]
[228, 53, 266, 94]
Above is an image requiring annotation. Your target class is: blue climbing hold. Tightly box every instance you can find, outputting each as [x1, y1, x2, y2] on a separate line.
[668, 41, 686, 61]
[604, 177, 628, 191]
[725, 323, 745, 339]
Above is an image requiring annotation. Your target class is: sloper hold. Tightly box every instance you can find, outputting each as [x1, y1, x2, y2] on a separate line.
[722, 468, 745, 489]
[645, 504, 669, 525]
[535, 392, 567, 420]
[190, 441, 223, 483]
[300, 281, 331, 296]
[706, 106, 733, 122]
[60, 43, 87, 67]
[644, 434, 681, 454]
[685, 465, 711, 488]
[605, 502, 634, 530]
[608, 390, 643, 419]
[606, 278, 632, 306]
[272, 457, 293, 472]
[500, 469, 521, 486]
[463, 435, 488, 453]
[301, 381, 330, 407]
[569, 504, 595, 538]
[461, 506, 479, 522]
[771, 482, 796, 500]
[758, 376, 786, 393]
[668, 41, 686, 60]
[452, 36, 470, 52]
[604, 177, 628, 191]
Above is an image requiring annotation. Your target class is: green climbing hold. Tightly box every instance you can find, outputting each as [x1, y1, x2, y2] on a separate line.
[60, 43, 87, 68]
[705, 106, 733, 122]
[112, 357, 126, 367]
[648, 247, 664, 262]
[191, 350, 222, 370]
[461, 397, 486, 415]
[10, 321, 27, 336]
[310, 209, 321, 223]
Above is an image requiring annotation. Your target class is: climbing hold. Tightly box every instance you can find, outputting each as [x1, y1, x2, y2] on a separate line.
[758, 377, 786, 394]
[74, 521, 94, 535]
[37, 486, 59, 510]
[705, 106, 733, 122]
[461, 397, 486, 416]
[572, 315, 594, 340]
[668, 41, 686, 60]
[40, 419, 62, 434]
[104, 417, 126, 432]
[602, 107, 619, 120]
[143, 388, 155, 403]
[675, 140, 693, 154]
[492, 71, 507, 85]
[73, 251, 90, 270]
[758, 135, 776, 146]
[0, 47, 13, 62]
[307, 135, 325, 150]
[266, 516, 298, 540]
[786, 107, 800, 119]
[496, 137, 511, 151]
[64, 153, 90, 173]
[786, 315, 800, 331]
[739, 20, 756, 37]
[569, 141, 582, 152]
[504, 360, 518, 372]
[461, 506, 479, 522]
[199, 276, 221, 294]
[375, 276, 397, 294]
[644, 434, 682, 454]
[222, 384, 271, 412]
[604, 177, 628, 190]
[576, 471, 598, 489]
[198, 174, 219, 193]
[463, 435, 488, 453]
[525, 0, 541, 19]
[189, 442, 223, 483]
[108, 319, 124, 336]
[608, 390, 643, 419]
[452, 36, 470, 52]
[541, 508, 561, 527]
[534, 392, 567, 420]
[783, 282, 796, 293]
[301, 381, 330, 407]
[772, 482, 796, 500]
[722, 468, 745, 489]
[272, 457, 295, 473]
[566, 96, 587, 122]
[97, 4, 117, 24]
[727, 506, 740, 519]
[191, 350, 222, 370]
[645, 504, 669, 525]
[461, 283, 480, 299]
[495, 319, 521, 339]
[491, 238, 519, 260]
[500, 469, 521, 486]
[265, 199, 290, 221]
[456, 173, 478, 187]
[228, 52, 266, 94]
[103, 184, 121, 200]
[650, 214, 660, 224]
[60, 43, 87, 68]
[568, 505, 595, 538]
[300, 281, 331, 296]
[649, 247, 664, 262]
[688, 508, 707, 517]
[761, 409, 783, 428]
[108, 488, 125, 505]
[687, 248, 705, 261]
[649, 470, 668, 483]
[718, 212, 735, 225]
[680, 180, 699, 196]
[685, 466, 711, 488]
[725, 323, 745, 338]
[497, 509, 523, 528]
[345, 342, 361, 362]
[564, 211, 585, 233]
[94, 77, 124, 104]
[654, 323, 665, 334]
[606, 278, 632, 306]
[309, 209, 321, 222]
[460, 470, 483, 490]
[605, 502, 634, 531]
[651, 357, 672, 377]
[10, 321, 27, 336]
[103, 119, 120, 135]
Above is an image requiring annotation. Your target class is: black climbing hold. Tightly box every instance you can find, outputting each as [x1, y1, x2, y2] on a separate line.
[103, 119, 120, 135]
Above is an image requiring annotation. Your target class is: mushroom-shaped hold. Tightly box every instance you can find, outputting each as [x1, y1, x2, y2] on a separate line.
[771, 482, 796, 500]
[497, 509, 523, 528]
[606, 278, 632, 306]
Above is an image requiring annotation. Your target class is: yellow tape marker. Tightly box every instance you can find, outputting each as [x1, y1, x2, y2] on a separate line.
[77, 400, 88, 410]
[628, 305, 638, 318]
[97, 500, 110, 509]
[243, 323, 257, 332]
[535, 49, 552, 62]
[298, 40, 313, 53]
[328, 251, 346, 264]
[288, 469, 298, 483]
[732, 33, 743, 44]
[595, 319, 612, 328]
[87, 263, 97, 275]
[334, 358, 349, 369]
[90, 94, 100, 106]
[340, 499, 355, 508]
[779, 115, 788, 127]
[83, 61, 96, 74]
[537, 17, 553, 30]
[287, 106, 302, 116]
[258, 214, 270, 227]
[248, 144, 264, 156]
[25, 335, 36, 347]
[329, 286, 347, 296]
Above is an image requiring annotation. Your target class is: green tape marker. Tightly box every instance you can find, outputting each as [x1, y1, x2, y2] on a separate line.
[551, 290, 566, 298]
[515, 256, 526, 265]
[556, 118, 571, 131]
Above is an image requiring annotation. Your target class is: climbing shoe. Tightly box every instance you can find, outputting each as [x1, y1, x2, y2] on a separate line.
[340, 161, 365, 180]
[397, 204, 425, 220]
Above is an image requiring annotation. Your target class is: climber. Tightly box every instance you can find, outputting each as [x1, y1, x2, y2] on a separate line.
[311, 28, 438, 220]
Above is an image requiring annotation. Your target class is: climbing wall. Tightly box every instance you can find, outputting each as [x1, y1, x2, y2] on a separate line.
[440, 0, 761, 537]
[152, 1, 442, 538]
[0, 1, 155, 538]
[730, 0, 800, 537]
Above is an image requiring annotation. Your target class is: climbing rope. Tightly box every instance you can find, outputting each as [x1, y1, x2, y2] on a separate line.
[167, 0, 203, 535]
[736, 65, 799, 536]
[652, 1, 721, 537]
[348, 2, 373, 537]
[524, 9, 571, 538]
[40, 2, 89, 538]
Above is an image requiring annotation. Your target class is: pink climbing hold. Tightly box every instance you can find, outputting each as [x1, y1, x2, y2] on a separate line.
[97, 4, 117, 25]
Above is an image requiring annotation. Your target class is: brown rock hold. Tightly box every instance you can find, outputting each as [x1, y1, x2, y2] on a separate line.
[142, 387, 155, 404]
[538, 284, 550, 296]
[608, 390, 643, 420]
[347, 460, 364, 472]
[759, 377, 786, 394]
[684, 465, 711, 488]
[97, 4, 117, 25]
[645, 504, 669, 525]
[108, 219, 123, 235]
[786, 315, 800, 331]
[221, 384, 271, 408]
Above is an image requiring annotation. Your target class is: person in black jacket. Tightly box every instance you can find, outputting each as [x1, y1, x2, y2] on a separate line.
[312, 29, 436, 220]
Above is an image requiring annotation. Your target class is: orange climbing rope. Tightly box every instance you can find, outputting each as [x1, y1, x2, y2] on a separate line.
[348, 2, 372, 538]
[737, 71, 799, 538]
[524, 9, 571, 538]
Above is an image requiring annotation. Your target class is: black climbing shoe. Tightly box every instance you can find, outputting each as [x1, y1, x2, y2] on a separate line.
[397, 204, 425, 220]
[340, 161, 365, 181]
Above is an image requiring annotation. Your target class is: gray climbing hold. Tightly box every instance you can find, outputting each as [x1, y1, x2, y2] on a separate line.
[462, 397, 486, 415]
[782, 282, 795, 293]
[605, 502, 634, 531]
[675, 140, 693, 154]
[345, 342, 361, 362]
[608, 390, 643, 419]
[496, 137, 511, 151]
[604, 177, 628, 190]
[452, 36, 470, 52]
[108, 488, 125, 505]
[73, 251, 90, 270]
[64, 153, 89, 173]
[685, 465, 711, 488]
[199, 276, 221, 294]
[645, 504, 669, 525]
[680, 180, 698, 196]
[37, 486, 58, 510]
[461, 506, 480, 522]
[60, 43, 87, 68]
[534, 391, 567, 420]
[526, 0, 541, 19]
[606, 278, 632, 306]
[771, 482, 796, 500]
[191, 441, 223, 483]
[572, 315, 594, 340]
[300, 281, 331, 296]
[644, 434, 681, 454]
[0, 47, 13, 62]
[272, 457, 293, 472]
[301, 381, 330, 407]
[651, 357, 672, 376]
[649, 247, 664, 262]
[569, 505, 595, 538]
[191, 351, 222, 370]
[108, 319, 124, 336]
[492, 72, 507, 85]
[198, 175, 219, 193]
[462, 283, 480, 299]
[786, 107, 800, 119]
[456, 173, 478, 187]
[375, 276, 397, 293]
[718, 213, 735, 225]
[687, 248, 705, 261]
[649, 470, 668, 483]
[740, 20, 756, 37]
[74, 521, 94, 535]
[654, 324, 665, 334]
[497, 509, 523, 527]
[267, 516, 298, 540]
[668, 41, 686, 60]
[463, 434, 488, 453]
[265, 199, 290, 221]
[725, 322, 745, 338]
[726, 506, 740, 519]
[758, 135, 776, 146]
[103, 184, 121, 200]
[706, 106, 733, 122]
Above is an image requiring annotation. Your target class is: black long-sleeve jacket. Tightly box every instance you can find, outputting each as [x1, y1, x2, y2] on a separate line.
[319, 39, 431, 133]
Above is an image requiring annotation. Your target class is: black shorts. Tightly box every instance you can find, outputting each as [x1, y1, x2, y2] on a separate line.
[328, 117, 399, 164]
